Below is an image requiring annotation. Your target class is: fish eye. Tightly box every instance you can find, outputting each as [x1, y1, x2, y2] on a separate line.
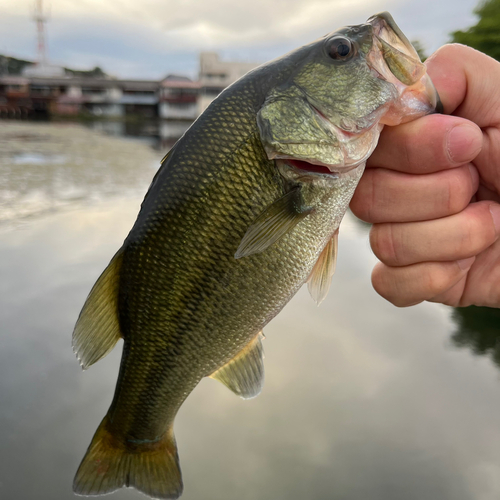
[326, 37, 354, 61]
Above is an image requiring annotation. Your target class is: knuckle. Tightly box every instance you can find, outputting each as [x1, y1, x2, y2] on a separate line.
[371, 263, 393, 300]
[351, 173, 375, 222]
[370, 224, 400, 265]
[433, 43, 468, 60]
[371, 263, 416, 307]
[423, 264, 455, 297]
[401, 132, 416, 170]
[463, 204, 498, 252]
[444, 168, 472, 214]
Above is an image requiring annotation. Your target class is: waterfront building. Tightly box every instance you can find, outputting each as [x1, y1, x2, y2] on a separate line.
[198, 52, 259, 113]
[0, 53, 260, 119]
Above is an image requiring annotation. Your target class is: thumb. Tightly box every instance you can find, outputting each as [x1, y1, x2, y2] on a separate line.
[426, 44, 500, 194]
[426, 44, 500, 128]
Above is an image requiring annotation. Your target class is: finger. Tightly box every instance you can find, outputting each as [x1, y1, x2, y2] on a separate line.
[371, 257, 475, 307]
[426, 44, 500, 125]
[368, 114, 482, 174]
[370, 201, 500, 266]
[427, 45, 500, 193]
[351, 164, 479, 223]
[428, 275, 469, 307]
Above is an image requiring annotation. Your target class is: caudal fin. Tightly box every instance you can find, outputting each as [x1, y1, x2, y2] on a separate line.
[73, 416, 183, 499]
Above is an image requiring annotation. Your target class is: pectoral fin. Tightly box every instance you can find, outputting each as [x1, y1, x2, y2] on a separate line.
[72, 249, 124, 370]
[308, 230, 338, 305]
[235, 187, 313, 259]
[210, 332, 265, 399]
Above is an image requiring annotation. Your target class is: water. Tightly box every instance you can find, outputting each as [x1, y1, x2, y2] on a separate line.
[1, 121, 500, 500]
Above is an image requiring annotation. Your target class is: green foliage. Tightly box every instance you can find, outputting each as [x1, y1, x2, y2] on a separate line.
[0, 55, 33, 75]
[0, 54, 108, 78]
[410, 40, 428, 62]
[451, 306, 500, 368]
[451, 0, 500, 61]
[64, 66, 107, 78]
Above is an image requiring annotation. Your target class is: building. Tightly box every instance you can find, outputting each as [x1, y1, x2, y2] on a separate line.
[0, 74, 194, 119]
[159, 75, 200, 120]
[0, 53, 261, 119]
[198, 52, 260, 113]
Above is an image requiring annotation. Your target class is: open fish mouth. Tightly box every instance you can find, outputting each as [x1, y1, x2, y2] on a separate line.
[257, 12, 441, 180]
[278, 157, 362, 178]
[281, 13, 442, 176]
[286, 159, 341, 176]
[272, 111, 384, 177]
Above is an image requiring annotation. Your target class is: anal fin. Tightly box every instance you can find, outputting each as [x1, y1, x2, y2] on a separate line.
[209, 332, 265, 399]
[72, 249, 124, 370]
[308, 230, 338, 305]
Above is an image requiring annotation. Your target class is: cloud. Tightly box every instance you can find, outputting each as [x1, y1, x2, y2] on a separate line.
[2, 0, 480, 78]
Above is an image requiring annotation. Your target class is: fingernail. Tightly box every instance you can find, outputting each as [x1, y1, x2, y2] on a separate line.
[489, 204, 500, 235]
[457, 257, 475, 271]
[446, 124, 483, 164]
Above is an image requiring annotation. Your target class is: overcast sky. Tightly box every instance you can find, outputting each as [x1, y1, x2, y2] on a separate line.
[2, 0, 480, 79]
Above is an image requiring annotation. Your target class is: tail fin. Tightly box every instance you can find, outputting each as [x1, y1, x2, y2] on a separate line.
[73, 416, 183, 499]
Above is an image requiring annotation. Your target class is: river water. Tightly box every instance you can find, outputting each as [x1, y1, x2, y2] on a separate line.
[1, 120, 500, 500]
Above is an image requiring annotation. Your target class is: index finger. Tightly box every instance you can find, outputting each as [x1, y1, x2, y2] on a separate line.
[367, 113, 482, 173]
[427, 44, 500, 125]
[426, 44, 500, 193]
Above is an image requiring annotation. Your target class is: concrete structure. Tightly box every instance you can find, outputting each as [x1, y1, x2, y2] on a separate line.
[22, 63, 65, 78]
[159, 75, 200, 120]
[198, 52, 260, 113]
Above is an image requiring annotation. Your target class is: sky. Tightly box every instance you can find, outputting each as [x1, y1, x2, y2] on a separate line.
[1, 0, 480, 80]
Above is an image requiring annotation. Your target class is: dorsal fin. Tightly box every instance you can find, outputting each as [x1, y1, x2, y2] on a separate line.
[307, 230, 338, 305]
[72, 249, 124, 370]
[209, 332, 265, 399]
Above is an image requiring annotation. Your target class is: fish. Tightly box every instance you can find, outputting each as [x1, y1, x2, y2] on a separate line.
[72, 12, 440, 499]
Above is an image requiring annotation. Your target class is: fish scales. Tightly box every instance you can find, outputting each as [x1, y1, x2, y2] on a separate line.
[112, 78, 347, 438]
[73, 12, 441, 499]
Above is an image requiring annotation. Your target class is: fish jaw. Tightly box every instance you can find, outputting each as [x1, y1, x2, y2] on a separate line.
[257, 13, 440, 178]
[366, 12, 441, 125]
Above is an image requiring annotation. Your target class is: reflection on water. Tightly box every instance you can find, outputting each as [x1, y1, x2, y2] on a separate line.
[85, 119, 192, 150]
[2, 121, 500, 500]
[452, 307, 500, 367]
[0, 122, 160, 226]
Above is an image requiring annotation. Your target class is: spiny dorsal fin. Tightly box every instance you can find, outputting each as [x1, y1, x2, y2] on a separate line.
[235, 187, 313, 259]
[72, 249, 124, 370]
[308, 230, 338, 305]
[209, 332, 265, 399]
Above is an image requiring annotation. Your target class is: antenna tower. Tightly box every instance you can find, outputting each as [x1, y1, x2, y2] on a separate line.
[33, 0, 48, 65]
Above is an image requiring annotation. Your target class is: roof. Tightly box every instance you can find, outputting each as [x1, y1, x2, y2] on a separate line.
[161, 75, 200, 89]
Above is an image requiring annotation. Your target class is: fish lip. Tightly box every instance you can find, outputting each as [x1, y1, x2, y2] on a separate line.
[277, 158, 361, 178]
[364, 13, 440, 118]
[366, 12, 423, 83]
[367, 12, 419, 60]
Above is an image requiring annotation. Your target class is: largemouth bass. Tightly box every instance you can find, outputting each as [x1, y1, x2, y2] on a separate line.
[73, 12, 440, 499]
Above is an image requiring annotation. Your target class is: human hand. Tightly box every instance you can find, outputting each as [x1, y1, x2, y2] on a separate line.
[350, 44, 500, 307]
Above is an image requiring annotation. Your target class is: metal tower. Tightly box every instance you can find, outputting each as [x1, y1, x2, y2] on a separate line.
[33, 0, 48, 65]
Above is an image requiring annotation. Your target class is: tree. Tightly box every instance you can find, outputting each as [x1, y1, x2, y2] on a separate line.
[451, 306, 500, 368]
[410, 40, 428, 62]
[451, 0, 500, 61]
